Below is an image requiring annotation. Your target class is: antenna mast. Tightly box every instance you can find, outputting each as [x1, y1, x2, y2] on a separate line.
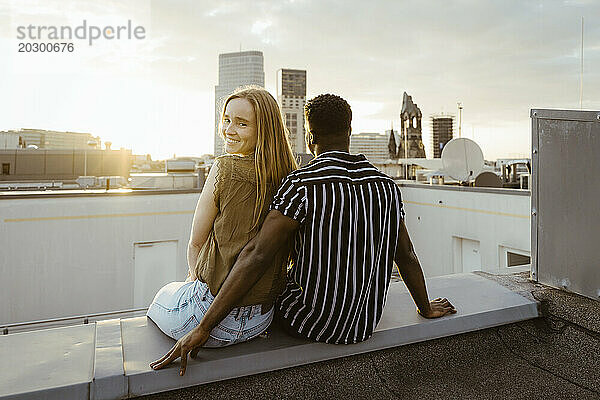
[580, 17, 584, 110]
[457, 102, 463, 138]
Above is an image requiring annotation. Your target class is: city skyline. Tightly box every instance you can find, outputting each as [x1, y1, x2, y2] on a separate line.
[1, 0, 598, 160]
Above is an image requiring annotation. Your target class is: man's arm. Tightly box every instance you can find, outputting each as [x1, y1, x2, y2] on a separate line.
[395, 219, 456, 318]
[150, 210, 299, 375]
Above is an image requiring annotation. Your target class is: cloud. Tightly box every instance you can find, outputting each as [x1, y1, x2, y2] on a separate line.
[1, 0, 599, 159]
[251, 20, 272, 35]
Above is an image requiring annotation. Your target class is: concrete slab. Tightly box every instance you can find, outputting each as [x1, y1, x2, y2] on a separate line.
[121, 273, 539, 397]
[0, 324, 95, 400]
[91, 319, 127, 400]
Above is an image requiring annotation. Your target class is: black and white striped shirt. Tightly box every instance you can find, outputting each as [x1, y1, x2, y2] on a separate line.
[271, 151, 405, 344]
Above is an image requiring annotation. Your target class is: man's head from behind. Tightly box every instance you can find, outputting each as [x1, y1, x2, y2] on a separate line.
[304, 94, 352, 149]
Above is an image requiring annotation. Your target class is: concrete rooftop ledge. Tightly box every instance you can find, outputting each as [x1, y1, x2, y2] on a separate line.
[0, 273, 539, 400]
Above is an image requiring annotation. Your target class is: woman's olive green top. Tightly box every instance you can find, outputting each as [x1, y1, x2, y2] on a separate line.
[194, 153, 289, 310]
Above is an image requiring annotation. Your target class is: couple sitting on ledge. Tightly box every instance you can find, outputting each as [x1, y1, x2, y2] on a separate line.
[147, 87, 456, 376]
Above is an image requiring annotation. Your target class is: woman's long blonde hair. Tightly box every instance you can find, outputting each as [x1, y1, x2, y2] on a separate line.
[219, 86, 298, 229]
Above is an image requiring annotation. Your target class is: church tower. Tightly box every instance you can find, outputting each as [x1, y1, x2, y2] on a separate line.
[398, 92, 426, 159]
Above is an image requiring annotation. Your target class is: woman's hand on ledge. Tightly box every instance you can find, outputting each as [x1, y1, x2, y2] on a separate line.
[417, 297, 456, 318]
[150, 325, 211, 376]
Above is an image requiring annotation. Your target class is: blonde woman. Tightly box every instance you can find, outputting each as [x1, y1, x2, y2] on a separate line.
[147, 86, 297, 347]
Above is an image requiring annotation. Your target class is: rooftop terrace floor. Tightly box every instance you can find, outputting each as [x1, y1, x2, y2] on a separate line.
[2, 273, 598, 399]
[139, 273, 600, 400]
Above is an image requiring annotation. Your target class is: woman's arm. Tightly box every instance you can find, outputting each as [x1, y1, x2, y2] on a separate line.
[187, 160, 220, 279]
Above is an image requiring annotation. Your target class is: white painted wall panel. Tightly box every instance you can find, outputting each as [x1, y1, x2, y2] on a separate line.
[399, 185, 530, 278]
[0, 193, 198, 324]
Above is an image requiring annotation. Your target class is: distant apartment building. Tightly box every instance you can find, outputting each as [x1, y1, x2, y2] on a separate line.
[0, 131, 21, 149]
[277, 69, 307, 154]
[0, 149, 131, 182]
[350, 132, 390, 162]
[0, 128, 102, 150]
[214, 51, 265, 156]
[430, 115, 455, 158]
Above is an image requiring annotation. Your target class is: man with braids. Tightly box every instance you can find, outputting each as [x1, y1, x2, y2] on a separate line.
[152, 94, 456, 375]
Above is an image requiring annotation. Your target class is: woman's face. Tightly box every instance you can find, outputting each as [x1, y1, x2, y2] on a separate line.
[222, 98, 258, 156]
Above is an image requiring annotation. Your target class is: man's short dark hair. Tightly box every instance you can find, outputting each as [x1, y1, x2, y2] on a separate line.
[304, 94, 352, 140]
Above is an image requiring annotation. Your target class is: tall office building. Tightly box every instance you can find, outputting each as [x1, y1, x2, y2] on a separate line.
[430, 114, 455, 158]
[277, 69, 307, 155]
[349, 132, 390, 162]
[214, 51, 265, 156]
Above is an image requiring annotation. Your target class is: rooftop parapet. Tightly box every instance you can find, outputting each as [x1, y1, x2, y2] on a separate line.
[0, 273, 538, 399]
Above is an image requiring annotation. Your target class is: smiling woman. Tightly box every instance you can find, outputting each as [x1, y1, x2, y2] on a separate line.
[222, 98, 258, 156]
[146, 86, 297, 350]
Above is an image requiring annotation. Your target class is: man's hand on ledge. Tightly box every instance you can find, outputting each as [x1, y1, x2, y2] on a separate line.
[150, 325, 210, 376]
[418, 297, 456, 318]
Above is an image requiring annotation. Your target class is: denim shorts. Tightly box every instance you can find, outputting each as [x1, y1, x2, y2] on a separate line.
[146, 280, 273, 348]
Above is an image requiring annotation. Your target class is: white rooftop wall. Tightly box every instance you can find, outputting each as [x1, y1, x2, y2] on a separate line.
[0, 185, 531, 326]
[400, 184, 531, 277]
[0, 192, 198, 325]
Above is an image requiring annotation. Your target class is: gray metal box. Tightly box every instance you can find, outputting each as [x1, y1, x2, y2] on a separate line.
[531, 109, 600, 300]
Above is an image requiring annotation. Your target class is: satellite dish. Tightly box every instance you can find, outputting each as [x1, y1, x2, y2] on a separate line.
[475, 171, 502, 188]
[441, 138, 484, 182]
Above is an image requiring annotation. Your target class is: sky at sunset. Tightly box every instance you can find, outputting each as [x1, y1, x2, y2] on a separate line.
[1, 0, 599, 160]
